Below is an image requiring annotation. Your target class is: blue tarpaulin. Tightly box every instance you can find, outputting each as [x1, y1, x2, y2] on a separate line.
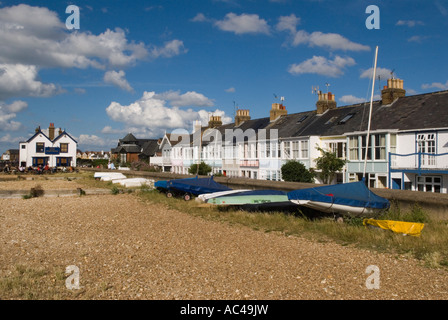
[166, 176, 231, 195]
[287, 181, 390, 210]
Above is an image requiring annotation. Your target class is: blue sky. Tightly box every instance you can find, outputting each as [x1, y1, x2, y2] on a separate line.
[1, 0, 448, 152]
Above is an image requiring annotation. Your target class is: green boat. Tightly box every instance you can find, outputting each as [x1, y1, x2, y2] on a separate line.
[207, 190, 289, 205]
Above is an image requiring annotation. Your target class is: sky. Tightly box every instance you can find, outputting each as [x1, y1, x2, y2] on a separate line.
[1, 0, 448, 153]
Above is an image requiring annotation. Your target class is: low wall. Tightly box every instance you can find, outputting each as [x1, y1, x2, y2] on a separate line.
[81, 168, 448, 220]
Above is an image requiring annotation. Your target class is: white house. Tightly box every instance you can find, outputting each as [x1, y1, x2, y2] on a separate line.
[19, 123, 77, 168]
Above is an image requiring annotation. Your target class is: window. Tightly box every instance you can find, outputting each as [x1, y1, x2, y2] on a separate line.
[297, 115, 308, 123]
[328, 142, 346, 159]
[292, 141, 299, 158]
[36, 142, 44, 153]
[21, 145, 26, 149]
[417, 133, 436, 166]
[374, 134, 386, 160]
[349, 136, 358, 160]
[60, 143, 68, 153]
[338, 113, 355, 124]
[300, 141, 308, 159]
[417, 176, 441, 193]
[390, 134, 397, 154]
[266, 143, 271, 158]
[283, 141, 291, 159]
[361, 135, 372, 160]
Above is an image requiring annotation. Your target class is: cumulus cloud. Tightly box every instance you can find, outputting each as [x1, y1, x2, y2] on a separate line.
[214, 13, 270, 35]
[422, 80, 448, 90]
[288, 55, 356, 77]
[105, 91, 230, 137]
[0, 64, 62, 100]
[276, 14, 369, 52]
[339, 95, 366, 105]
[0, 4, 187, 100]
[150, 40, 188, 59]
[77, 134, 108, 147]
[104, 70, 134, 92]
[0, 100, 28, 131]
[360, 67, 394, 80]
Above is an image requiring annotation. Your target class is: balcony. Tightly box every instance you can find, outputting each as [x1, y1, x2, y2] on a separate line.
[390, 152, 448, 173]
[240, 159, 259, 167]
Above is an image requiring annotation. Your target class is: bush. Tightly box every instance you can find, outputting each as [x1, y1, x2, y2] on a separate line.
[189, 162, 212, 176]
[281, 160, 314, 183]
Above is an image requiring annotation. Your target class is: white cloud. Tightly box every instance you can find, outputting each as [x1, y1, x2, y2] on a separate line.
[339, 95, 366, 104]
[0, 100, 28, 131]
[422, 80, 448, 90]
[0, 64, 62, 100]
[150, 40, 188, 59]
[214, 13, 270, 35]
[104, 70, 133, 92]
[396, 20, 424, 27]
[276, 16, 369, 52]
[191, 13, 210, 23]
[291, 30, 370, 51]
[0, 133, 26, 143]
[77, 134, 108, 147]
[105, 91, 230, 137]
[360, 67, 394, 80]
[101, 126, 126, 134]
[225, 87, 236, 93]
[154, 90, 214, 107]
[288, 55, 356, 77]
[276, 14, 301, 34]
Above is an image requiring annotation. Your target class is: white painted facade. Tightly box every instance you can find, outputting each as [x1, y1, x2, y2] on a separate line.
[19, 127, 77, 168]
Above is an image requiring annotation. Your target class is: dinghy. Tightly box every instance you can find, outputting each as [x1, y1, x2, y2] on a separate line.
[207, 189, 289, 205]
[156, 176, 231, 200]
[195, 189, 251, 203]
[287, 181, 390, 217]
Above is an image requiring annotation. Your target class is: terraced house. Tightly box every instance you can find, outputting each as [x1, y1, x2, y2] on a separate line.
[116, 77, 448, 194]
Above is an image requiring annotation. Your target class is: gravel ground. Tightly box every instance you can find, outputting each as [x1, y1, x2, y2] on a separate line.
[1, 179, 448, 300]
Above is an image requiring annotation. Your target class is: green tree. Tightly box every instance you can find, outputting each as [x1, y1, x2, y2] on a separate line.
[281, 160, 315, 183]
[189, 161, 212, 176]
[315, 146, 347, 184]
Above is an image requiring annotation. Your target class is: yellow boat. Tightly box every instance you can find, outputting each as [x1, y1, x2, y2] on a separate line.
[363, 219, 425, 237]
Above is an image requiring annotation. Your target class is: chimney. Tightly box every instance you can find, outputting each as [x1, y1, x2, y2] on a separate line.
[270, 102, 287, 121]
[381, 78, 406, 105]
[193, 120, 202, 133]
[235, 109, 251, 126]
[49, 123, 55, 140]
[208, 115, 222, 128]
[316, 91, 337, 114]
[35, 126, 41, 133]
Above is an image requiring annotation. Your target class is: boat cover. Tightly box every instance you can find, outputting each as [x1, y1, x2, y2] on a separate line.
[287, 181, 390, 210]
[363, 219, 424, 236]
[167, 176, 231, 195]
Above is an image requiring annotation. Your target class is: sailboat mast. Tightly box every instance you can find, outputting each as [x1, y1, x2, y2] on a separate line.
[363, 46, 379, 180]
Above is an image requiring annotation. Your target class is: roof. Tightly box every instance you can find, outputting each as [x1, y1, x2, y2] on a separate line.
[140, 139, 160, 157]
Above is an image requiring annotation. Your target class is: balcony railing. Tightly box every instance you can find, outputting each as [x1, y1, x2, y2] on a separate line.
[390, 152, 448, 171]
[240, 159, 259, 167]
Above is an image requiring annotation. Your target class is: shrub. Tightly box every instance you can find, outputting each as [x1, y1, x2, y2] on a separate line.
[281, 160, 314, 183]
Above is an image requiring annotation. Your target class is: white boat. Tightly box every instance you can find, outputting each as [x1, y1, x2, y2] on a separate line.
[195, 189, 252, 202]
[95, 172, 127, 181]
[112, 178, 154, 188]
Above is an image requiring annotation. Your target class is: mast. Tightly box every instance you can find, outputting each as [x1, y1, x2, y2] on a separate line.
[363, 45, 379, 180]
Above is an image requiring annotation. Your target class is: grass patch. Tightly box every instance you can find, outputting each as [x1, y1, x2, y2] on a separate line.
[0, 265, 69, 300]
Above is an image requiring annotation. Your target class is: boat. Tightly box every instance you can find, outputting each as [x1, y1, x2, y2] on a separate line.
[207, 189, 299, 212]
[287, 47, 389, 218]
[94, 172, 127, 181]
[112, 178, 154, 188]
[207, 189, 289, 205]
[287, 181, 390, 217]
[195, 189, 252, 203]
[157, 176, 231, 200]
